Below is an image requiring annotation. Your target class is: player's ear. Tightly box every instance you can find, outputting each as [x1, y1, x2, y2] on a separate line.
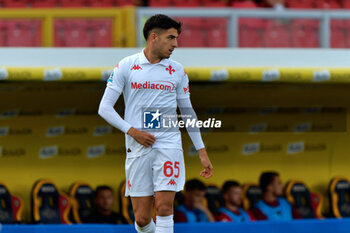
[149, 32, 157, 42]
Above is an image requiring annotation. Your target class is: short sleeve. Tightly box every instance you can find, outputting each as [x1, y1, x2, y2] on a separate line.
[176, 68, 190, 99]
[107, 60, 126, 94]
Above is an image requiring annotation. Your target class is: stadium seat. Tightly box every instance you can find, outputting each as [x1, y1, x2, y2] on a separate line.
[54, 19, 91, 47]
[90, 19, 113, 47]
[32, 0, 56, 7]
[263, 19, 292, 47]
[204, 184, 225, 215]
[313, 0, 341, 9]
[114, 0, 136, 6]
[231, 0, 258, 8]
[0, 20, 6, 46]
[0, 182, 23, 224]
[239, 18, 265, 47]
[291, 19, 319, 48]
[285, 180, 323, 219]
[6, 19, 42, 46]
[69, 182, 94, 223]
[119, 181, 134, 224]
[204, 18, 227, 47]
[285, 0, 313, 8]
[329, 177, 350, 218]
[87, 0, 113, 7]
[148, 0, 172, 7]
[343, 0, 350, 8]
[176, 18, 206, 47]
[32, 179, 71, 224]
[58, 0, 86, 7]
[173, 0, 200, 7]
[3, 0, 28, 7]
[202, 0, 227, 7]
[242, 184, 262, 210]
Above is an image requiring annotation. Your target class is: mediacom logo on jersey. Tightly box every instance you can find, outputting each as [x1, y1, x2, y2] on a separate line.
[143, 108, 221, 131]
[131, 81, 175, 92]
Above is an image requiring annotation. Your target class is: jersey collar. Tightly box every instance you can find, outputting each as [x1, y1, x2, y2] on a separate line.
[139, 49, 169, 67]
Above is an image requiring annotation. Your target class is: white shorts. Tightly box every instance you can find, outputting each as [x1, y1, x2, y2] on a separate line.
[125, 148, 185, 197]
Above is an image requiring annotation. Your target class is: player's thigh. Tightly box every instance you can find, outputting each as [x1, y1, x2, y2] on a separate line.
[131, 196, 154, 225]
[125, 153, 154, 197]
[155, 191, 176, 216]
[153, 148, 185, 192]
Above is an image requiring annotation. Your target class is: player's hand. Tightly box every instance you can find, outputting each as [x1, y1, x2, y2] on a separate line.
[127, 127, 156, 147]
[198, 148, 213, 178]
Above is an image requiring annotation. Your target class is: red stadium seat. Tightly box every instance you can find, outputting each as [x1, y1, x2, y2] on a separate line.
[202, 0, 227, 7]
[58, 0, 86, 7]
[3, 0, 28, 7]
[263, 19, 292, 47]
[285, 0, 313, 8]
[32, 0, 56, 7]
[331, 20, 346, 48]
[239, 18, 265, 47]
[176, 18, 206, 47]
[87, 0, 113, 7]
[0, 20, 5, 46]
[54, 19, 91, 47]
[204, 18, 227, 47]
[173, 0, 200, 7]
[148, 0, 172, 7]
[90, 19, 112, 47]
[6, 19, 42, 46]
[114, 0, 136, 6]
[343, 0, 350, 8]
[231, 0, 258, 8]
[313, 0, 341, 9]
[291, 19, 319, 48]
[345, 20, 350, 48]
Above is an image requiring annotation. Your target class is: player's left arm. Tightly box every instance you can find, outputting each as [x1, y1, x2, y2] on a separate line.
[176, 68, 213, 178]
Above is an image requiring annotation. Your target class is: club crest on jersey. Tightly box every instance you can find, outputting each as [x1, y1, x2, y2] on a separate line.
[166, 65, 175, 75]
[131, 64, 143, 70]
[143, 109, 162, 129]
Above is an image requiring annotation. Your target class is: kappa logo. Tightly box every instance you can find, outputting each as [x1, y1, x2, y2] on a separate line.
[167, 179, 177, 185]
[166, 65, 175, 75]
[183, 85, 189, 94]
[131, 64, 143, 71]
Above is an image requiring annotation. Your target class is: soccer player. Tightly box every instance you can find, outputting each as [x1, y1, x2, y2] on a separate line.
[251, 172, 292, 221]
[216, 181, 253, 222]
[174, 179, 215, 223]
[98, 14, 213, 233]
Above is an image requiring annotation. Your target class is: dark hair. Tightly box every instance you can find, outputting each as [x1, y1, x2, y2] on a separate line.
[143, 14, 182, 41]
[95, 185, 113, 197]
[185, 179, 206, 192]
[221, 180, 241, 194]
[259, 172, 279, 193]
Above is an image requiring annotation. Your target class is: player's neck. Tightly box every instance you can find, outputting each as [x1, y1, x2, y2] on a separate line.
[263, 192, 277, 203]
[225, 203, 238, 213]
[143, 47, 162, 64]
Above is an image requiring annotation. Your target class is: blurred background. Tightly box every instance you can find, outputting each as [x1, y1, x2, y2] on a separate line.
[2, 0, 350, 232]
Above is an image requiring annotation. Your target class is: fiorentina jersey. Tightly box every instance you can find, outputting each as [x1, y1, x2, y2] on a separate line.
[107, 50, 190, 158]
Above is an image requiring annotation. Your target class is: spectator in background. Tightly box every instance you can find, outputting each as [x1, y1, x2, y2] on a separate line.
[174, 179, 215, 223]
[216, 180, 254, 222]
[86, 185, 126, 224]
[252, 172, 293, 221]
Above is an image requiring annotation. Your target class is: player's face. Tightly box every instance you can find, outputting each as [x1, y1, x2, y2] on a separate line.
[271, 176, 283, 196]
[154, 28, 178, 59]
[95, 189, 114, 211]
[227, 186, 242, 207]
[186, 189, 205, 208]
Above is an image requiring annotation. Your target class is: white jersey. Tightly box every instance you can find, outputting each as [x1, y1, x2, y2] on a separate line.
[107, 50, 190, 158]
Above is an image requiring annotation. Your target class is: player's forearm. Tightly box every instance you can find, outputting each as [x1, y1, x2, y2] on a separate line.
[177, 98, 205, 150]
[98, 87, 132, 134]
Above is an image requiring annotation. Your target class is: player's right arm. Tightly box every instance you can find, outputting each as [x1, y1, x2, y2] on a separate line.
[98, 61, 155, 147]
